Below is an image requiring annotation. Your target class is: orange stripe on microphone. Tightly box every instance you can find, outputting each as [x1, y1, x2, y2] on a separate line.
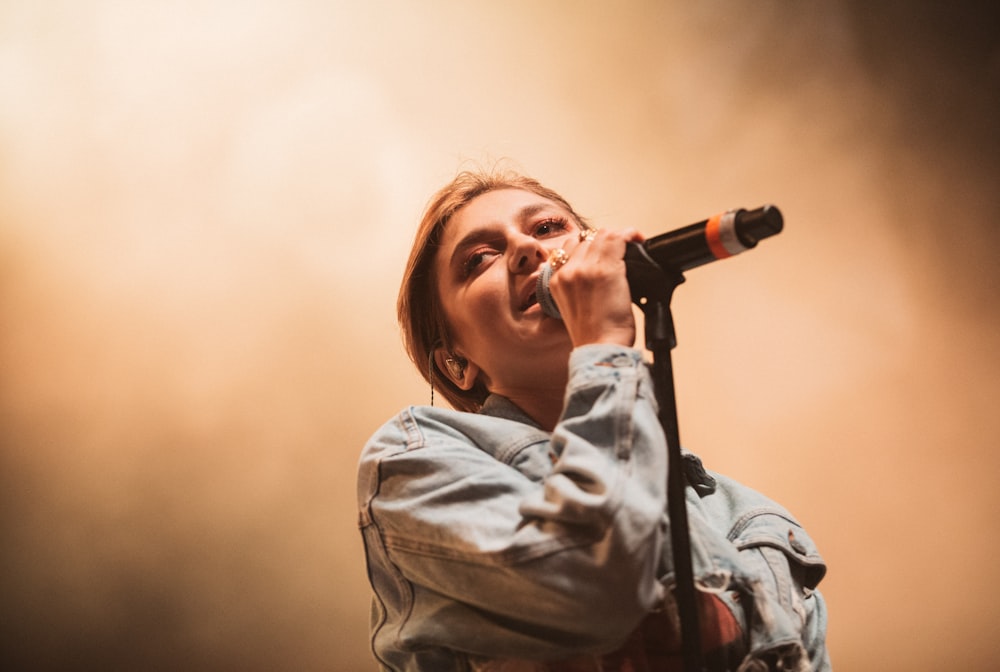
[705, 214, 732, 260]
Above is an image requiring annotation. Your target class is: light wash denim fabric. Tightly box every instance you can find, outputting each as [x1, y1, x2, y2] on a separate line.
[357, 344, 829, 671]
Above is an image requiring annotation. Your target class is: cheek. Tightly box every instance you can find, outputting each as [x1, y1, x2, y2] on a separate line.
[449, 290, 493, 331]
[438, 287, 478, 343]
[471, 275, 510, 319]
[442, 278, 505, 339]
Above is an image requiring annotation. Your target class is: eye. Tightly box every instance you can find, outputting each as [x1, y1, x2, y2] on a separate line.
[461, 247, 499, 278]
[533, 217, 569, 238]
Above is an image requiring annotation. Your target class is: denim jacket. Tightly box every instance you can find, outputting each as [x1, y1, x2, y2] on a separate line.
[357, 345, 829, 671]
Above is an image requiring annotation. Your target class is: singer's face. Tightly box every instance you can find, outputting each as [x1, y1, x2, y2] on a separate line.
[434, 188, 583, 392]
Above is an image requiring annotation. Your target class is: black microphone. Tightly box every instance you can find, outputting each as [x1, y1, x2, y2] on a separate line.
[536, 205, 783, 319]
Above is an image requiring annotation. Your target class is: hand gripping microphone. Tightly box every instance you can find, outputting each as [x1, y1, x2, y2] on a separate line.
[536, 205, 783, 319]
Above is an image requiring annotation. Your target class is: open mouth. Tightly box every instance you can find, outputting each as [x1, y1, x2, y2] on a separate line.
[519, 291, 538, 312]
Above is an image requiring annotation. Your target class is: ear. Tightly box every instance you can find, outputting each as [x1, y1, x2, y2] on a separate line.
[433, 349, 480, 391]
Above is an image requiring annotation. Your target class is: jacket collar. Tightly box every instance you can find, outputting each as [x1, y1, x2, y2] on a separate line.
[480, 393, 717, 495]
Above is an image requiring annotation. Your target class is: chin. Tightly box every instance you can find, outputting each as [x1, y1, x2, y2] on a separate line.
[538, 327, 574, 354]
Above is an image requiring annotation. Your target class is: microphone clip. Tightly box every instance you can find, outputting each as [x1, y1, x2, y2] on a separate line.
[624, 243, 685, 351]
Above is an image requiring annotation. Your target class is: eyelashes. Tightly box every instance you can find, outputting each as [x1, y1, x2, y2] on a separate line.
[460, 217, 571, 278]
[461, 248, 498, 277]
[532, 217, 570, 238]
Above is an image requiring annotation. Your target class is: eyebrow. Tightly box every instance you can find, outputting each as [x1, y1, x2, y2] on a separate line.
[446, 202, 556, 271]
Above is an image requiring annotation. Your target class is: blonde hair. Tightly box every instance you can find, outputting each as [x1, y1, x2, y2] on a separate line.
[397, 166, 587, 412]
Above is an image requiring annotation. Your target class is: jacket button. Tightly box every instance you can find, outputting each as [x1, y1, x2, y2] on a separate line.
[788, 529, 808, 555]
[610, 354, 633, 367]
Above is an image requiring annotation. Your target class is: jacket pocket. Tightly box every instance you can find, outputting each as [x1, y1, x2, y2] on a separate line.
[729, 509, 827, 625]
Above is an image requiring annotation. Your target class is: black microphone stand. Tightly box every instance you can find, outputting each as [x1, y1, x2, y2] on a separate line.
[625, 244, 705, 672]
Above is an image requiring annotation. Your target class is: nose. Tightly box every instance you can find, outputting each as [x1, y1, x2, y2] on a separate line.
[507, 233, 546, 274]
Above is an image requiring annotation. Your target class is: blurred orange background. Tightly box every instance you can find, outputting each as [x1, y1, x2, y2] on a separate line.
[1, 1, 998, 670]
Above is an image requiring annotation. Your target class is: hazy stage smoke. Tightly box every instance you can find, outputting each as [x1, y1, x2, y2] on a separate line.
[1, 2, 997, 670]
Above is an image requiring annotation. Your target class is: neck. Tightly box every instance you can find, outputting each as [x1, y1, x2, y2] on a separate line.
[478, 345, 572, 431]
[491, 383, 566, 432]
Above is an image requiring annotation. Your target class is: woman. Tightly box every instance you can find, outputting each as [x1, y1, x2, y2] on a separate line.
[357, 167, 830, 671]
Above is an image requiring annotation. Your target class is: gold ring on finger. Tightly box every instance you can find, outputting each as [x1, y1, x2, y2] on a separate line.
[547, 248, 569, 270]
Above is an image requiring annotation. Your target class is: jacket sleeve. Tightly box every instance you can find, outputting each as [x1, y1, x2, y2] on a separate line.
[358, 345, 669, 659]
[692, 471, 830, 671]
[803, 588, 830, 670]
